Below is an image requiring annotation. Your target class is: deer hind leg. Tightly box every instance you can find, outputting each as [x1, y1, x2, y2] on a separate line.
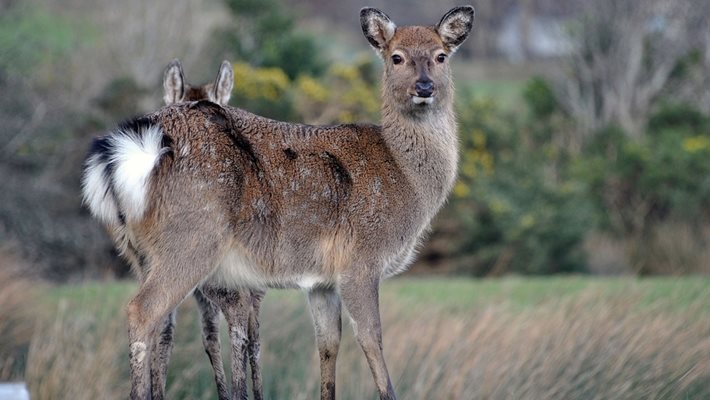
[203, 287, 251, 400]
[307, 288, 342, 400]
[126, 239, 222, 400]
[150, 309, 177, 400]
[339, 274, 396, 400]
[248, 289, 266, 400]
[194, 288, 230, 400]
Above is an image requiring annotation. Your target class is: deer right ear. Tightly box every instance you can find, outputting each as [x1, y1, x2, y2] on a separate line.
[211, 60, 234, 105]
[360, 8, 396, 53]
[163, 59, 185, 106]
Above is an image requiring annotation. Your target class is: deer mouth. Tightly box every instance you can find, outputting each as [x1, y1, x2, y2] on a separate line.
[411, 95, 434, 105]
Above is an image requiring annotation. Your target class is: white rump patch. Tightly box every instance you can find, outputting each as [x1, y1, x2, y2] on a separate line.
[81, 123, 167, 226]
[109, 125, 166, 223]
[412, 96, 434, 105]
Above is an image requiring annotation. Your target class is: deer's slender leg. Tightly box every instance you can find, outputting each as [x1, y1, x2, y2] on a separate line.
[248, 290, 265, 400]
[307, 288, 342, 400]
[194, 288, 230, 400]
[339, 275, 396, 400]
[127, 280, 191, 400]
[150, 309, 177, 400]
[203, 288, 251, 400]
[126, 238, 220, 400]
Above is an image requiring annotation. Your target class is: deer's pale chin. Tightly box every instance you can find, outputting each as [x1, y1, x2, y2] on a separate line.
[412, 96, 434, 105]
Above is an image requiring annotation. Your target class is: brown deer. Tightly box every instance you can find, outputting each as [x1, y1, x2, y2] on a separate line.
[159, 59, 265, 400]
[81, 6, 474, 400]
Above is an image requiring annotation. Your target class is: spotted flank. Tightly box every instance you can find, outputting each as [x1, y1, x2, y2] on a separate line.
[81, 117, 171, 226]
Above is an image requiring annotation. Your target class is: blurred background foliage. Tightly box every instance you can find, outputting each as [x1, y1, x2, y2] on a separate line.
[0, 0, 709, 280]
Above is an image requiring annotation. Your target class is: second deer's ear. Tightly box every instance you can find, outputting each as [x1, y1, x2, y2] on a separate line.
[163, 59, 185, 105]
[360, 8, 396, 53]
[211, 60, 233, 105]
[437, 6, 475, 53]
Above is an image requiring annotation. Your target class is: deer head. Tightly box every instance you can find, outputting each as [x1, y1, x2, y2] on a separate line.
[361, 6, 474, 115]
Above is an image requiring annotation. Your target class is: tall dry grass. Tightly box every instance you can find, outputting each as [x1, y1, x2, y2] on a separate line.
[377, 296, 709, 399]
[0, 246, 41, 381]
[2, 278, 708, 399]
[23, 300, 129, 400]
[257, 284, 710, 399]
[14, 285, 217, 400]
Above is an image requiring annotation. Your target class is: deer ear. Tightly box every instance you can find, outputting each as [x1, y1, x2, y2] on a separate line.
[436, 6, 475, 53]
[163, 59, 185, 105]
[211, 60, 233, 105]
[360, 8, 397, 53]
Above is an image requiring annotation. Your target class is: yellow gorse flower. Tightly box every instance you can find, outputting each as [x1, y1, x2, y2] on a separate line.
[233, 62, 289, 102]
[682, 135, 710, 153]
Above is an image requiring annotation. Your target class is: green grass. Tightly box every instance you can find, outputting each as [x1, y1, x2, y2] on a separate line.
[459, 79, 527, 109]
[9, 276, 710, 399]
[49, 275, 710, 315]
[383, 276, 710, 313]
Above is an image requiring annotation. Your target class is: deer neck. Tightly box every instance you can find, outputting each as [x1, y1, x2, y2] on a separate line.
[380, 96, 458, 216]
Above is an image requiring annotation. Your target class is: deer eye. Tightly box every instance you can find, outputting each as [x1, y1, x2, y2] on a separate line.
[436, 53, 447, 63]
[391, 54, 403, 65]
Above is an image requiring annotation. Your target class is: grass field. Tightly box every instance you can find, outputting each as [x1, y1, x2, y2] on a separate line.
[2, 275, 709, 399]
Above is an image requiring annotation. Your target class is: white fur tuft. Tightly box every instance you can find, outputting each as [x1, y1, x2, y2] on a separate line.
[110, 125, 166, 223]
[82, 153, 119, 225]
[380, 20, 396, 42]
[81, 124, 167, 226]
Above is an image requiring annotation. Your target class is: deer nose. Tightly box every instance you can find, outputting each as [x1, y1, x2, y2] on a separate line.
[415, 80, 434, 98]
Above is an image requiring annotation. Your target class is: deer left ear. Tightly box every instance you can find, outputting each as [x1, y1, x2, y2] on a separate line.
[211, 60, 233, 105]
[436, 6, 475, 53]
[163, 59, 185, 106]
[360, 8, 397, 53]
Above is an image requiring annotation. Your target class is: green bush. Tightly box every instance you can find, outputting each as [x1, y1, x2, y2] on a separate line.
[576, 119, 710, 233]
[220, 0, 327, 80]
[261, 32, 326, 80]
[456, 164, 594, 275]
[648, 102, 709, 134]
[446, 91, 595, 275]
[522, 77, 559, 119]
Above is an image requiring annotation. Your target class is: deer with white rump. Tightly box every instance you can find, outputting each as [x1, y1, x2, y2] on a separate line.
[82, 6, 474, 400]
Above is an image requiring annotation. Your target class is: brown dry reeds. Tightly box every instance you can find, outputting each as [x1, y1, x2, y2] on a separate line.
[376, 294, 709, 399]
[24, 299, 129, 400]
[256, 281, 710, 399]
[3, 278, 708, 399]
[0, 245, 41, 381]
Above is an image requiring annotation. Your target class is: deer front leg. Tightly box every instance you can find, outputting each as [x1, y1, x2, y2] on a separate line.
[194, 288, 230, 400]
[150, 309, 177, 400]
[248, 290, 265, 400]
[339, 275, 396, 400]
[204, 288, 251, 400]
[307, 288, 342, 400]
